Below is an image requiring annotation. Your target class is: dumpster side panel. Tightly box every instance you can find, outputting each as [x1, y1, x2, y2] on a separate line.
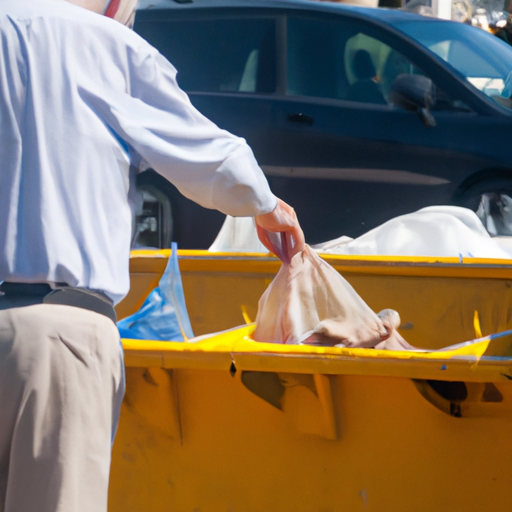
[109, 366, 512, 512]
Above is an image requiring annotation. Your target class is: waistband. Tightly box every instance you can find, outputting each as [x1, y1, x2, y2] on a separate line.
[0, 282, 117, 324]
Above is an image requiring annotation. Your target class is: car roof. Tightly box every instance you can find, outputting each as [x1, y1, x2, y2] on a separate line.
[136, 0, 438, 27]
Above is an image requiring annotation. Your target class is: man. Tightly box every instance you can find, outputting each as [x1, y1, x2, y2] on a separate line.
[0, 0, 304, 511]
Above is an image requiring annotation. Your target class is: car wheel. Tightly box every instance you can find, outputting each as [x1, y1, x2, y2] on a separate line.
[133, 171, 174, 249]
[455, 178, 512, 236]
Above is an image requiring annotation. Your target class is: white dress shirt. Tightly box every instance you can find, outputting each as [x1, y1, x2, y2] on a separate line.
[0, 0, 277, 304]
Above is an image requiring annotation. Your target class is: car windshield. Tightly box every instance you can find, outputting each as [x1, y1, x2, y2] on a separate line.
[396, 20, 512, 108]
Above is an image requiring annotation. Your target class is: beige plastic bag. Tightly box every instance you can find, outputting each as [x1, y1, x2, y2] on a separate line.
[253, 245, 413, 350]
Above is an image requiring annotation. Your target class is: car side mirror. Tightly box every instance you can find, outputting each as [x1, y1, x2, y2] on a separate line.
[389, 74, 436, 127]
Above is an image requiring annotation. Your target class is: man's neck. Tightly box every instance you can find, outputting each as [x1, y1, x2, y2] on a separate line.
[62, 0, 107, 14]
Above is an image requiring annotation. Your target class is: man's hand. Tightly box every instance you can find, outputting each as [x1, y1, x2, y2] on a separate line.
[255, 198, 305, 261]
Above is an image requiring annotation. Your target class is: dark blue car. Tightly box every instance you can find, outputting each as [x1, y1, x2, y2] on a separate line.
[132, 0, 512, 249]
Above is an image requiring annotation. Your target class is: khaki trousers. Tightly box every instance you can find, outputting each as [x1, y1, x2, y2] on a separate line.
[0, 304, 124, 512]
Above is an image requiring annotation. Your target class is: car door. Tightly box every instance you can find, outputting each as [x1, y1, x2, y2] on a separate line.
[267, 12, 507, 242]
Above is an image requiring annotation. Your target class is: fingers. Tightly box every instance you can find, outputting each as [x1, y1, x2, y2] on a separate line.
[285, 224, 305, 258]
[255, 198, 305, 261]
[255, 224, 293, 263]
[255, 199, 304, 239]
[255, 223, 275, 254]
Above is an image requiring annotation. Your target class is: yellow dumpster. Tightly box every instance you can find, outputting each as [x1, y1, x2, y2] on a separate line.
[110, 250, 512, 512]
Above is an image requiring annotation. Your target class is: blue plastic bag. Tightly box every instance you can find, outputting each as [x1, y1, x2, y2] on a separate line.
[117, 242, 194, 341]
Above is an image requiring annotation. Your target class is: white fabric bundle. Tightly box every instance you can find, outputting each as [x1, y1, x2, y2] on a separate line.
[211, 206, 512, 259]
[253, 246, 412, 350]
[209, 216, 267, 253]
[314, 206, 511, 259]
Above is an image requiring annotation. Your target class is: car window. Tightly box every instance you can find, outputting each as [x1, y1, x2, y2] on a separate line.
[397, 20, 512, 107]
[344, 32, 424, 103]
[286, 17, 460, 110]
[135, 17, 276, 93]
[286, 17, 346, 99]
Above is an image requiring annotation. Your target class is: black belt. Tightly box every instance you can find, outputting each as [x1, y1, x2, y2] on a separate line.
[0, 282, 117, 324]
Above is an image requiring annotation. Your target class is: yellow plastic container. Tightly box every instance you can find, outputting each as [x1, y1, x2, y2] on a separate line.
[109, 250, 512, 512]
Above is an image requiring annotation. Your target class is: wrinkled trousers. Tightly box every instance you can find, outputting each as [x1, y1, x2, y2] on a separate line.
[0, 303, 125, 512]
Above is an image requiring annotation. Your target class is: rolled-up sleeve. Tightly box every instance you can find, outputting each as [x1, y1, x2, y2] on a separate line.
[81, 42, 277, 217]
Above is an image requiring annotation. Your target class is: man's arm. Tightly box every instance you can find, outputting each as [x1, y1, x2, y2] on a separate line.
[82, 42, 273, 215]
[81, 37, 304, 254]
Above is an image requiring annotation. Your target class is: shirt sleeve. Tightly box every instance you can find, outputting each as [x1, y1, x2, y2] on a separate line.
[83, 41, 277, 217]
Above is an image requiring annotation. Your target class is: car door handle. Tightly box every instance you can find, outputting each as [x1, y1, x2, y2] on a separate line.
[288, 113, 314, 126]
